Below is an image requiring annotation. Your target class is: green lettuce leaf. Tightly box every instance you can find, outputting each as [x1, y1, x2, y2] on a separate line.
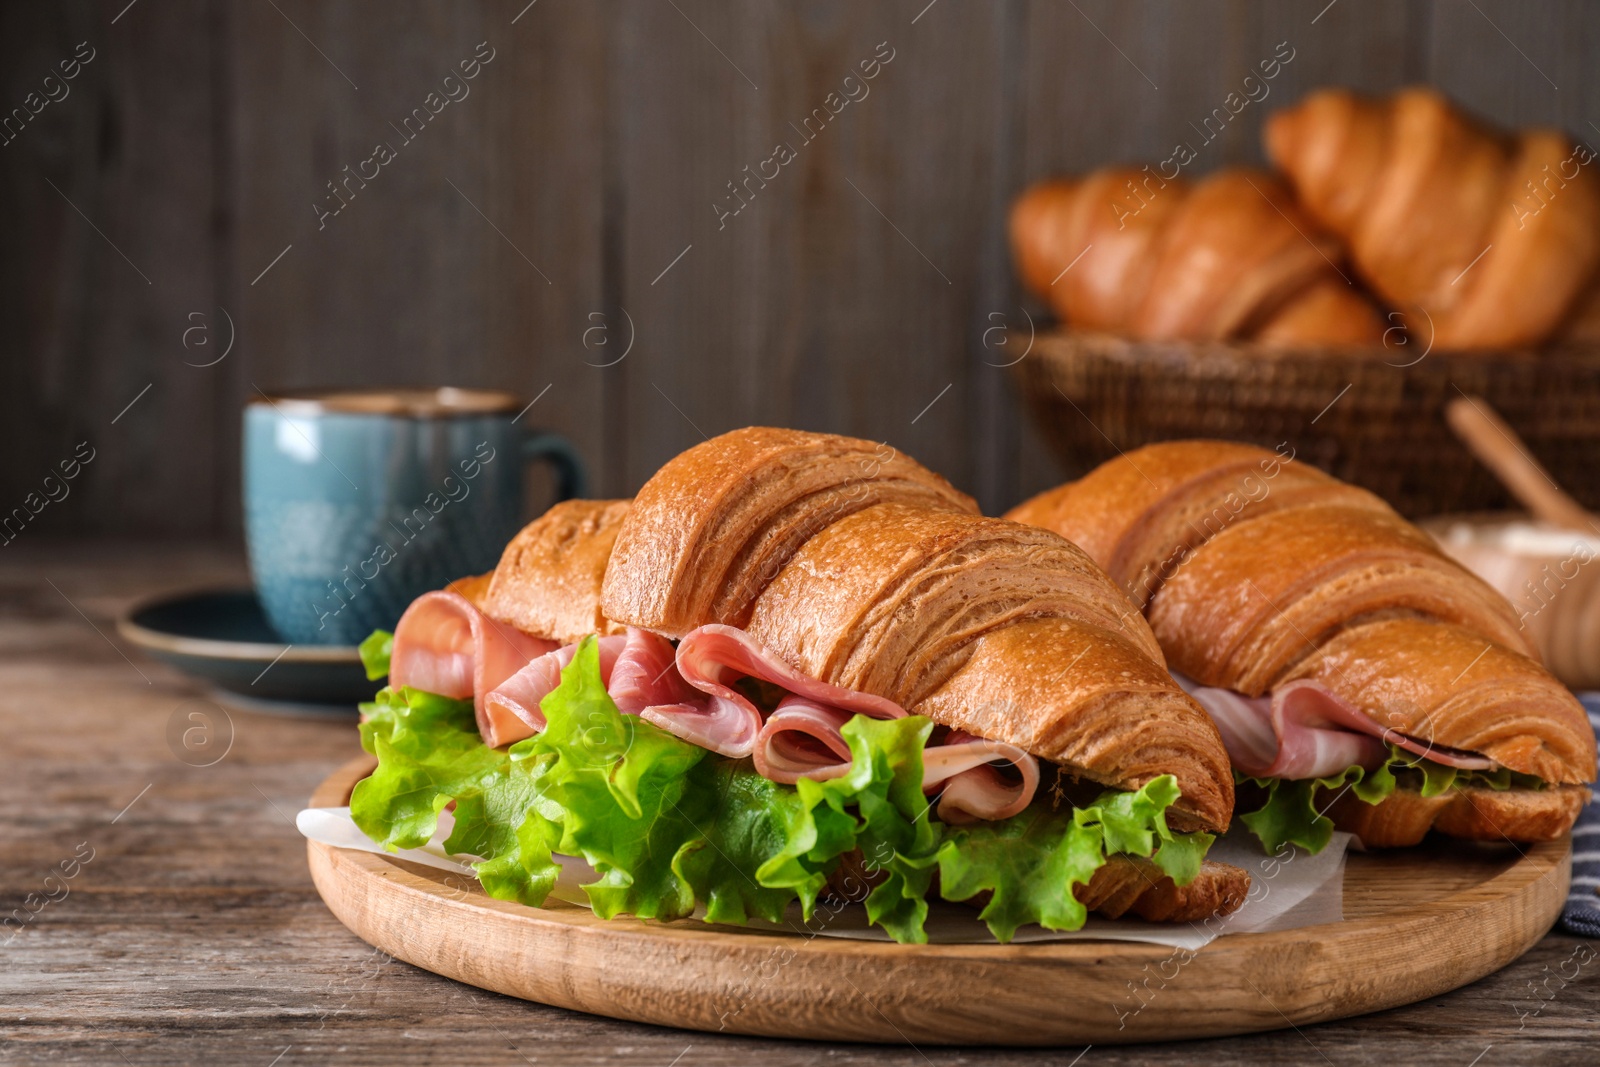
[1417, 755, 1458, 797]
[1149, 827, 1213, 885]
[674, 763, 818, 925]
[511, 636, 706, 920]
[349, 685, 560, 902]
[358, 630, 393, 680]
[1463, 764, 1544, 792]
[935, 775, 1212, 943]
[351, 686, 501, 849]
[514, 637, 863, 925]
[1237, 743, 1548, 855]
[934, 807, 1102, 941]
[347, 637, 1213, 943]
[1239, 775, 1335, 856]
[773, 715, 941, 941]
[1237, 759, 1397, 856]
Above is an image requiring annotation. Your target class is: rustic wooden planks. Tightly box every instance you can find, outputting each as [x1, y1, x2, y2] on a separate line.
[4, 0, 1600, 531]
[0, 0, 225, 539]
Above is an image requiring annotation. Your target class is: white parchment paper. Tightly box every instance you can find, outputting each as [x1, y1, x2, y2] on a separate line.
[298, 806, 1350, 948]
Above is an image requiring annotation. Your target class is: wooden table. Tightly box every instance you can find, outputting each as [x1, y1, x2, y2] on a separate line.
[3, 542, 1596, 1066]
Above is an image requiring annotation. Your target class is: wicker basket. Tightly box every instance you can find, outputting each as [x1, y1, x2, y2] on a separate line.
[1013, 331, 1600, 518]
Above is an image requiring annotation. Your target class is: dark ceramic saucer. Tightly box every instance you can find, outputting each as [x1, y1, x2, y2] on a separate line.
[117, 588, 375, 710]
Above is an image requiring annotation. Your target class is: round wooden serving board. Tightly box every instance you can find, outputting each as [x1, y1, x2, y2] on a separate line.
[307, 756, 1570, 1045]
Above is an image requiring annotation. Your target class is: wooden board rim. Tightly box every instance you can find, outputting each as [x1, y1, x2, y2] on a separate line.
[307, 755, 1569, 1045]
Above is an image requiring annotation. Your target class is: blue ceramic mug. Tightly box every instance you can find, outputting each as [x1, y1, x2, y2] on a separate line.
[243, 388, 584, 645]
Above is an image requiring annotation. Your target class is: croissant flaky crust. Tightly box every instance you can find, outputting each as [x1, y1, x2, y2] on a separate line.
[603, 427, 1236, 832]
[1148, 502, 1532, 693]
[1007, 438, 1594, 844]
[1284, 618, 1595, 785]
[1267, 86, 1600, 349]
[1008, 440, 1534, 693]
[601, 426, 978, 637]
[1323, 784, 1590, 849]
[1076, 855, 1249, 922]
[1006, 439, 1389, 609]
[745, 502, 1164, 696]
[481, 499, 632, 644]
[913, 617, 1232, 834]
[1009, 166, 1385, 345]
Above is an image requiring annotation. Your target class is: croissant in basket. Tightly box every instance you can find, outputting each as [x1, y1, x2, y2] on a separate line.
[1008, 440, 1596, 851]
[1009, 165, 1386, 345]
[351, 428, 1249, 944]
[1266, 86, 1600, 349]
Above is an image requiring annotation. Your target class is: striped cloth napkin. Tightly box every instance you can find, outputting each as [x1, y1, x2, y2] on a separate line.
[1561, 694, 1600, 936]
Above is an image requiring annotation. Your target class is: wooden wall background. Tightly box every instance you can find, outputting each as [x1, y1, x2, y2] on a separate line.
[3, 0, 1598, 538]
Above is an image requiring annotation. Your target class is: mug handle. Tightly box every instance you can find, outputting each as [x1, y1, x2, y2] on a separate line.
[521, 431, 587, 502]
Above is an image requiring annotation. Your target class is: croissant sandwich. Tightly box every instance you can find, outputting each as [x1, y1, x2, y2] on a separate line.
[348, 428, 1247, 943]
[1008, 440, 1596, 852]
[1009, 166, 1386, 345]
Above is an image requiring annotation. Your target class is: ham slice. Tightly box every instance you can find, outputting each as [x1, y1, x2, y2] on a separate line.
[390, 591, 558, 746]
[395, 603, 1043, 821]
[607, 627, 689, 715]
[752, 702, 1041, 822]
[653, 624, 906, 758]
[483, 634, 625, 744]
[484, 628, 686, 746]
[1179, 675, 1498, 780]
[924, 732, 1041, 823]
[751, 699, 856, 782]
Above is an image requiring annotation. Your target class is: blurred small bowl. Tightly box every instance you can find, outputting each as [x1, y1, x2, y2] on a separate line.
[1423, 513, 1600, 690]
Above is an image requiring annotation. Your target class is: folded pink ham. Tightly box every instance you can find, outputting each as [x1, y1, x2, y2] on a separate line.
[389, 591, 559, 743]
[389, 593, 1041, 821]
[922, 732, 1041, 823]
[483, 628, 690, 740]
[669, 624, 904, 758]
[1178, 676, 1497, 780]
[750, 699, 1038, 821]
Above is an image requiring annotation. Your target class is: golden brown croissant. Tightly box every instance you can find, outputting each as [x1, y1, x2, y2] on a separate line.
[1009, 166, 1386, 345]
[1266, 86, 1600, 349]
[480, 498, 631, 645]
[1148, 502, 1532, 694]
[911, 617, 1232, 830]
[1282, 618, 1592, 784]
[743, 502, 1163, 694]
[742, 506, 1228, 827]
[601, 427, 1237, 833]
[1079, 856, 1249, 922]
[1008, 439, 1595, 846]
[1323, 780, 1589, 848]
[1006, 439, 1389, 610]
[602, 426, 978, 636]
